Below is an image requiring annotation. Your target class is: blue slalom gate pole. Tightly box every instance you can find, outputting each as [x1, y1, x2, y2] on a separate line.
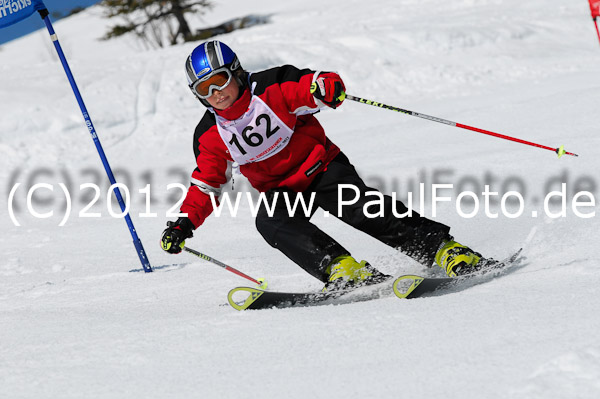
[37, 8, 153, 273]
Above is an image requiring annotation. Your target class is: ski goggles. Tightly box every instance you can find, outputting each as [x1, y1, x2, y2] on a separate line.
[190, 68, 233, 99]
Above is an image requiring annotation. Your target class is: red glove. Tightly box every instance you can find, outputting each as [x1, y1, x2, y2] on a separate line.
[310, 75, 346, 109]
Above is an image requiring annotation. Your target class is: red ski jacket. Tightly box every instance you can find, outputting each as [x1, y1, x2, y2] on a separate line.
[180, 65, 342, 228]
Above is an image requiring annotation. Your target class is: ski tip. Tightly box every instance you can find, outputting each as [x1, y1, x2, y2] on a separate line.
[228, 287, 265, 311]
[392, 275, 425, 299]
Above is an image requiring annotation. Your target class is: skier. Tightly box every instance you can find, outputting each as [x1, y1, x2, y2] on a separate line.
[161, 40, 484, 291]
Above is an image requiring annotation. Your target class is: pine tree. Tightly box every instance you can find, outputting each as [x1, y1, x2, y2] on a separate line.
[101, 0, 212, 48]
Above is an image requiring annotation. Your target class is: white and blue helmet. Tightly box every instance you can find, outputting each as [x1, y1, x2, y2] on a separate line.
[185, 40, 243, 105]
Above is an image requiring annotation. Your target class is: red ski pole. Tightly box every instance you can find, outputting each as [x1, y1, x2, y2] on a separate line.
[593, 17, 600, 47]
[589, 1, 600, 46]
[184, 246, 268, 289]
[346, 94, 578, 158]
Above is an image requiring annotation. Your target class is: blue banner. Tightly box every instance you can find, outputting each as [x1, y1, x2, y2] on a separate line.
[0, 0, 46, 29]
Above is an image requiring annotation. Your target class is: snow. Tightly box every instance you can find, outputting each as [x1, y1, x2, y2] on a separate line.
[1, 0, 599, 397]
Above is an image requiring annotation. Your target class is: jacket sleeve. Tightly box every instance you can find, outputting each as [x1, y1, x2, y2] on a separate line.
[180, 112, 232, 229]
[251, 65, 343, 115]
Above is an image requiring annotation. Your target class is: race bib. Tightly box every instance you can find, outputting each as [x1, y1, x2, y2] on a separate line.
[215, 96, 294, 165]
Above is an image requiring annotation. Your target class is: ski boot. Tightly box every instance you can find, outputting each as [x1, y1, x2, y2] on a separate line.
[434, 238, 484, 277]
[322, 255, 390, 292]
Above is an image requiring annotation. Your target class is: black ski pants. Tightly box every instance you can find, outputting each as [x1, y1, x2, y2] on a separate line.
[255, 153, 450, 282]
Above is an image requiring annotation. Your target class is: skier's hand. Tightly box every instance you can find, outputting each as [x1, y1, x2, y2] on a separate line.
[310, 76, 346, 109]
[160, 217, 194, 254]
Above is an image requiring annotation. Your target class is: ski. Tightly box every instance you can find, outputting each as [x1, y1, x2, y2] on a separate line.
[392, 275, 455, 299]
[227, 278, 394, 311]
[227, 249, 523, 310]
[393, 249, 523, 299]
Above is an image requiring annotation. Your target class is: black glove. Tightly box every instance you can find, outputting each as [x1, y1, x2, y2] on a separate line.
[160, 217, 194, 254]
[310, 76, 346, 109]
